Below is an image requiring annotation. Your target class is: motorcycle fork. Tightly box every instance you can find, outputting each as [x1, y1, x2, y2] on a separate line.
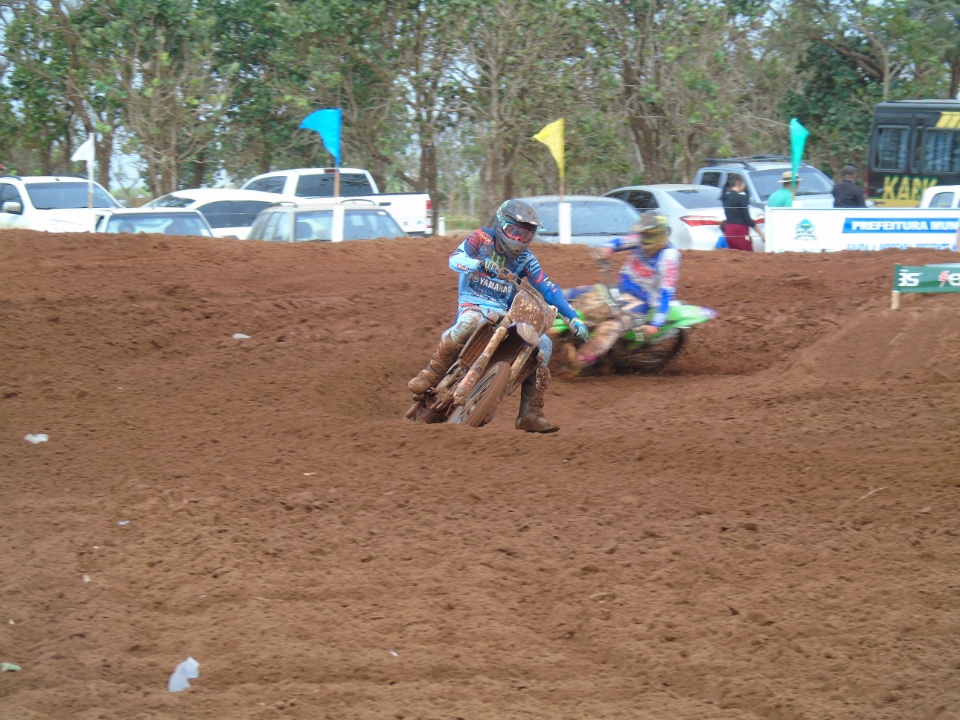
[452, 320, 511, 405]
[506, 345, 539, 396]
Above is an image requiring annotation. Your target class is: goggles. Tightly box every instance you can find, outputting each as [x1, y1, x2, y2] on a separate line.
[640, 228, 668, 246]
[640, 228, 669, 248]
[502, 223, 536, 244]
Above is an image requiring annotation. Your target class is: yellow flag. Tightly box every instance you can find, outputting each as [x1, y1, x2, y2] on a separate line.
[532, 118, 564, 179]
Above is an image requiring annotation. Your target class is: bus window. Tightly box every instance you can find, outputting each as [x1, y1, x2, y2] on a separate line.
[920, 129, 960, 174]
[868, 100, 960, 206]
[873, 125, 908, 171]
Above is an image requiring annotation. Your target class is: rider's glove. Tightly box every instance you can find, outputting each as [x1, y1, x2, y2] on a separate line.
[569, 317, 589, 342]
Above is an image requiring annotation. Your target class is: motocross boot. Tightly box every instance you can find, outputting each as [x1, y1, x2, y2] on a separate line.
[515, 366, 560, 433]
[408, 333, 462, 395]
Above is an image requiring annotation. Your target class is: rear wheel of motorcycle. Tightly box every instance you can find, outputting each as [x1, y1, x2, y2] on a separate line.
[627, 329, 686, 373]
[449, 361, 511, 428]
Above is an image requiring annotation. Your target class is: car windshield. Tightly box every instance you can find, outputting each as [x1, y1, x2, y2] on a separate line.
[105, 213, 212, 236]
[27, 182, 118, 209]
[751, 168, 834, 200]
[533, 200, 639, 236]
[666, 188, 723, 208]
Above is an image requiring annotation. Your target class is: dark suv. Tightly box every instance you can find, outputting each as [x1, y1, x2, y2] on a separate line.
[693, 156, 835, 209]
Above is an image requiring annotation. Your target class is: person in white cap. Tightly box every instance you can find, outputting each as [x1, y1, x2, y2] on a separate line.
[767, 171, 799, 208]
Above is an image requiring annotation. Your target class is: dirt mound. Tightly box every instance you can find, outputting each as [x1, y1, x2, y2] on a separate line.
[1, 230, 958, 720]
[781, 302, 960, 386]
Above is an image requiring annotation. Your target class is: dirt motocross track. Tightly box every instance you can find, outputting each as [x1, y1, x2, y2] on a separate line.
[1, 230, 958, 720]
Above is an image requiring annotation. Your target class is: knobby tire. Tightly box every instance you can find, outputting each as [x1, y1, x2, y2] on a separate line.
[451, 361, 512, 428]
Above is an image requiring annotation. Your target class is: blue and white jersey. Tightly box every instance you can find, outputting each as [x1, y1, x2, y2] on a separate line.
[449, 227, 578, 321]
[604, 234, 681, 327]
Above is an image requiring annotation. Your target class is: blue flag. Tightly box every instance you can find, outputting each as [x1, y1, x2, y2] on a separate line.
[789, 118, 809, 184]
[300, 108, 342, 166]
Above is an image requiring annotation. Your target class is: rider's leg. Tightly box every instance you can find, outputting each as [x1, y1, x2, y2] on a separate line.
[574, 291, 645, 371]
[408, 309, 484, 395]
[516, 334, 560, 433]
[575, 317, 625, 370]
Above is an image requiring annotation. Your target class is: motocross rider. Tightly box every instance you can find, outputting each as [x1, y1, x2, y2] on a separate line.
[407, 199, 589, 433]
[572, 210, 680, 371]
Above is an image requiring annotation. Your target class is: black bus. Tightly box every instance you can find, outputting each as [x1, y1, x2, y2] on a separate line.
[867, 99, 960, 206]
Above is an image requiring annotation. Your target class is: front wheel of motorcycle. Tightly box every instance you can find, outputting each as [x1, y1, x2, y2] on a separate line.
[448, 360, 512, 428]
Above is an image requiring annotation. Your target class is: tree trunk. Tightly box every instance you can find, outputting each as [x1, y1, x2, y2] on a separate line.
[192, 147, 207, 188]
[420, 139, 438, 229]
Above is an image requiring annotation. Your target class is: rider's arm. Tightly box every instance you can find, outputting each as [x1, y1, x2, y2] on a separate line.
[448, 230, 488, 273]
[650, 248, 681, 326]
[604, 233, 640, 253]
[518, 255, 579, 321]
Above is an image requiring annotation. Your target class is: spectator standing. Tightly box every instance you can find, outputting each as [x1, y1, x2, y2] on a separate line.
[721, 175, 764, 251]
[832, 165, 866, 208]
[768, 171, 799, 207]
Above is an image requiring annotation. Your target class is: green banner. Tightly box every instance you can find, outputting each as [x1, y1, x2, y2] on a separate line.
[893, 264, 960, 293]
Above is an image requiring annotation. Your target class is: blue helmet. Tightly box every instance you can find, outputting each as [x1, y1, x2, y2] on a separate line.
[494, 199, 540, 259]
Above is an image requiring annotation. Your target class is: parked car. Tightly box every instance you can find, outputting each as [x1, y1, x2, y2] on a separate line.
[919, 185, 960, 209]
[94, 208, 215, 237]
[693, 156, 836, 210]
[247, 200, 408, 243]
[515, 195, 641, 247]
[604, 184, 764, 250]
[241, 167, 433, 236]
[0, 174, 121, 232]
[143, 188, 284, 239]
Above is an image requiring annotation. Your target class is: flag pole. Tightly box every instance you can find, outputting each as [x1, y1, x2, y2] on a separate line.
[87, 158, 94, 209]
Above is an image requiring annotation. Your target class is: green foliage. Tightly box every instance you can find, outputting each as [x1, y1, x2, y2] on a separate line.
[782, 42, 883, 172]
[0, 0, 953, 196]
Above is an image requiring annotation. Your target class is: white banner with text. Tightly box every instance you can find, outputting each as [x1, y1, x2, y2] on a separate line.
[765, 208, 959, 253]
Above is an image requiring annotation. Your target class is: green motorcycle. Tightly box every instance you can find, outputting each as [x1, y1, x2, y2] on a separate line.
[550, 284, 716, 374]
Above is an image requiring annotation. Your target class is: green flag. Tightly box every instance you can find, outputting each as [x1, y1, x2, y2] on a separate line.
[789, 118, 809, 188]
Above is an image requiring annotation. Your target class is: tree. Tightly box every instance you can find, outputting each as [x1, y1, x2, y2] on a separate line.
[2, 2, 89, 175]
[587, 0, 796, 183]
[781, 42, 883, 173]
[453, 0, 594, 218]
[786, 0, 936, 100]
[910, 0, 960, 98]
[96, 0, 230, 195]
[201, 0, 309, 182]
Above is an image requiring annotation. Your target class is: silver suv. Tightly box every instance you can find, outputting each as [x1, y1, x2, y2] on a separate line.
[693, 156, 835, 209]
[0, 175, 120, 232]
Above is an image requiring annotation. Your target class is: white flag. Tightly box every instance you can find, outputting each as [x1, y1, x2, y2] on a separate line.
[71, 136, 95, 163]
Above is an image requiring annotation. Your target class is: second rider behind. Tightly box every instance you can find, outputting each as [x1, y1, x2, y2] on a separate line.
[570, 211, 680, 372]
[407, 199, 589, 433]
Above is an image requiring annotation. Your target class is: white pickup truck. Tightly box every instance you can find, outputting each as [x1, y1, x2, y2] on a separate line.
[0, 175, 121, 232]
[919, 185, 960, 209]
[241, 167, 433, 236]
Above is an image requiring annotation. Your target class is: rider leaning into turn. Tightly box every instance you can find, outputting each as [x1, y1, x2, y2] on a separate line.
[407, 199, 589, 433]
[571, 210, 681, 371]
